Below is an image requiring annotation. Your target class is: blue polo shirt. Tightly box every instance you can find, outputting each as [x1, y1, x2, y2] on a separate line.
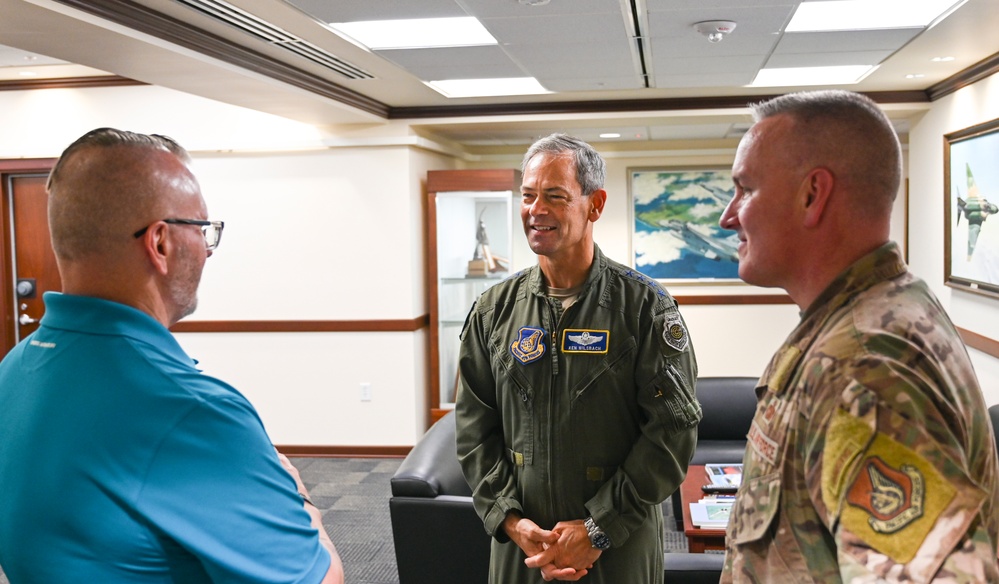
[0, 292, 329, 583]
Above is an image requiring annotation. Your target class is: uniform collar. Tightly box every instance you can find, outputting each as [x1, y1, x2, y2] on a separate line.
[800, 241, 907, 322]
[527, 244, 607, 297]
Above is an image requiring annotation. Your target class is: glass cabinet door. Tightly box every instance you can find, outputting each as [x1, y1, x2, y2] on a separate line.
[426, 169, 522, 424]
[434, 192, 512, 409]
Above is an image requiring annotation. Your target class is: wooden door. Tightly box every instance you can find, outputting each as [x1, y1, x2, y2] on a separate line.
[0, 160, 58, 357]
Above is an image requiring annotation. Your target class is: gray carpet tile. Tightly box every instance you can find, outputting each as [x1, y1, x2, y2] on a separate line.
[0, 457, 704, 584]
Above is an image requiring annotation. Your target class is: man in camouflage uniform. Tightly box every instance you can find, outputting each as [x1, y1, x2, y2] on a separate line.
[718, 90, 999, 582]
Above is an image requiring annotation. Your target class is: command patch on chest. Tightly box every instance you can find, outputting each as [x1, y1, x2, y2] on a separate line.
[510, 326, 547, 364]
[561, 329, 609, 353]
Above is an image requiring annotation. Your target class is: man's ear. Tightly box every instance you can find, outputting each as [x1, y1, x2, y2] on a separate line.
[139, 222, 171, 276]
[588, 189, 607, 222]
[802, 167, 834, 228]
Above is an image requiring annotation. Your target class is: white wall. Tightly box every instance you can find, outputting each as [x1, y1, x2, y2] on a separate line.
[909, 72, 999, 406]
[4, 78, 996, 447]
[0, 85, 449, 445]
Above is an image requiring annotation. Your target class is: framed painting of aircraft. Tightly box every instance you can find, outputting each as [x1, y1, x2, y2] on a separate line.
[629, 167, 740, 282]
[944, 118, 999, 300]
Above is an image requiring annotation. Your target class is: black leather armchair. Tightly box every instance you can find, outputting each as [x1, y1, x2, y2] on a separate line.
[672, 376, 757, 529]
[390, 378, 757, 584]
[389, 411, 490, 584]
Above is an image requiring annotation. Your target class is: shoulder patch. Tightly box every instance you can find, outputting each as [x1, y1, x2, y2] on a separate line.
[839, 432, 957, 564]
[662, 311, 688, 351]
[510, 326, 546, 364]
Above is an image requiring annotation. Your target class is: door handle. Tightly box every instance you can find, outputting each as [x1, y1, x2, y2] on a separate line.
[19, 313, 38, 326]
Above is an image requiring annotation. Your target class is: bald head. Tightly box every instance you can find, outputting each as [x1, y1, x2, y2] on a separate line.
[750, 90, 902, 217]
[47, 128, 198, 261]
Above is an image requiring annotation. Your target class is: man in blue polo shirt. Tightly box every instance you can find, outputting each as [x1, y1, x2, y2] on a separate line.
[0, 128, 343, 583]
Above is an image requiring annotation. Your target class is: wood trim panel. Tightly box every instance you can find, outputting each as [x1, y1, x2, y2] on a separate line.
[927, 51, 999, 101]
[52, 0, 389, 118]
[171, 315, 429, 333]
[674, 294, 794, 305]
[958, 327, 999, 360]
[276, 445, 409, 458]
[0, 76, 144, 92]
[427, 169, 523, 193]
[391, 91, 929, 120]
[0, 159, 56, 172]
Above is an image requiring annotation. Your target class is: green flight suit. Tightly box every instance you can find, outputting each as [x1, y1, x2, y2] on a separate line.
[456, 245, 701, 584]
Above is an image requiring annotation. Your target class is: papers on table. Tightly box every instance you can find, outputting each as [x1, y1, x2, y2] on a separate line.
[705, 463, 743, 488]
[688, 464, 742, 529]
[689, 497, 734, 529]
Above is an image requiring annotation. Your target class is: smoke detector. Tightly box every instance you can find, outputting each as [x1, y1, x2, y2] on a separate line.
[694, 20, 737, 43]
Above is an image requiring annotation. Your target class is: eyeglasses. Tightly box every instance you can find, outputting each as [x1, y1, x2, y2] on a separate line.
[133, 219, 225, 251]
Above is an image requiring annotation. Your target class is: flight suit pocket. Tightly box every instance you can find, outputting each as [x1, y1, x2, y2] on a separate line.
[727, 471, 781, 545]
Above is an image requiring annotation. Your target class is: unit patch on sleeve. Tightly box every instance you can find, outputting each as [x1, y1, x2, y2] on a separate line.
[561, 329, 609, 353]
[662, 311, 689, 351]
[839, 432, 957, 564]
[510, 326, 547, 364]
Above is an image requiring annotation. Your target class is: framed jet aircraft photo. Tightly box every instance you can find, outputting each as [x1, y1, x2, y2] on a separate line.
[629, 167, 740, 282]
[944, 118, 999, 300]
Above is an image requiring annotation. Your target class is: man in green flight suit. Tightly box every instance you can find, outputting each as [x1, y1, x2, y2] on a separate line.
[456, 133, 701, 583]
[719, 90, 999, 582]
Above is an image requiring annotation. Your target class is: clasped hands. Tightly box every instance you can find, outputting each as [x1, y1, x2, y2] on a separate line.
[504, 514, 603, 581]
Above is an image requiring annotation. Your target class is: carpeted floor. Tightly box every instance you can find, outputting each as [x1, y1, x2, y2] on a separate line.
[0, 457, 694, 584]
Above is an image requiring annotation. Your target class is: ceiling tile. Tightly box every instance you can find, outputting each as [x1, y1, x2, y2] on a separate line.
[374, 46, 524, 80]
[459, 0, 623, 18]
[286, 0, 465, 23]
[765, 50, 894, 68]
[646, 0, 796, 9]
[646, 6, 791, 58]
[773, 29, 921, 54]
[654, 72, 759, 88]
[539, 75, 645, 91]
[481, 12, 629, 45]
[654, 54, 767, 76]
[503, 41, 636, 79]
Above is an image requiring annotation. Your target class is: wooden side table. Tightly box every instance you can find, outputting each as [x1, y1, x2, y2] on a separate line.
[680, 465, 728, 553]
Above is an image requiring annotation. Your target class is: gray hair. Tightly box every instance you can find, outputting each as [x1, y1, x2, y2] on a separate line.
[750, 90, 902, 208]
[522, 133, 606, 196]
[48, 127, 192, 260]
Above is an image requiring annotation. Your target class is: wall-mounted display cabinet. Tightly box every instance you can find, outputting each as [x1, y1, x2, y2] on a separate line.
[426, 170, 522, 424]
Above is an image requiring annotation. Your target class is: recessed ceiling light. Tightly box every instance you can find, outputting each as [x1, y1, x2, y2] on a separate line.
[906, 73, 925, 79]
[599, 133, 621, 139]
[425, 77, 550, 98]
[786, 0, 966, 32]
[931, 56, 955, 62]
[18, 71, 38, 77]
[330, 17, 497, 50]
[750, 65, 876, 87]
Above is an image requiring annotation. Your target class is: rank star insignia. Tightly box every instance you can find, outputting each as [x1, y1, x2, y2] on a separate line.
[662, 312, 688, 351]
[846, 456, 924, 534]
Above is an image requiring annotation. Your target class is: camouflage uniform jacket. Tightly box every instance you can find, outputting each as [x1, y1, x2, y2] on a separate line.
[456, 245, 701, 584]
[722, 242, 999, 583]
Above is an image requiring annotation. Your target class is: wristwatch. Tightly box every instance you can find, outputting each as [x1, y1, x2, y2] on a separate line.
[584, 516, 612, 550]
